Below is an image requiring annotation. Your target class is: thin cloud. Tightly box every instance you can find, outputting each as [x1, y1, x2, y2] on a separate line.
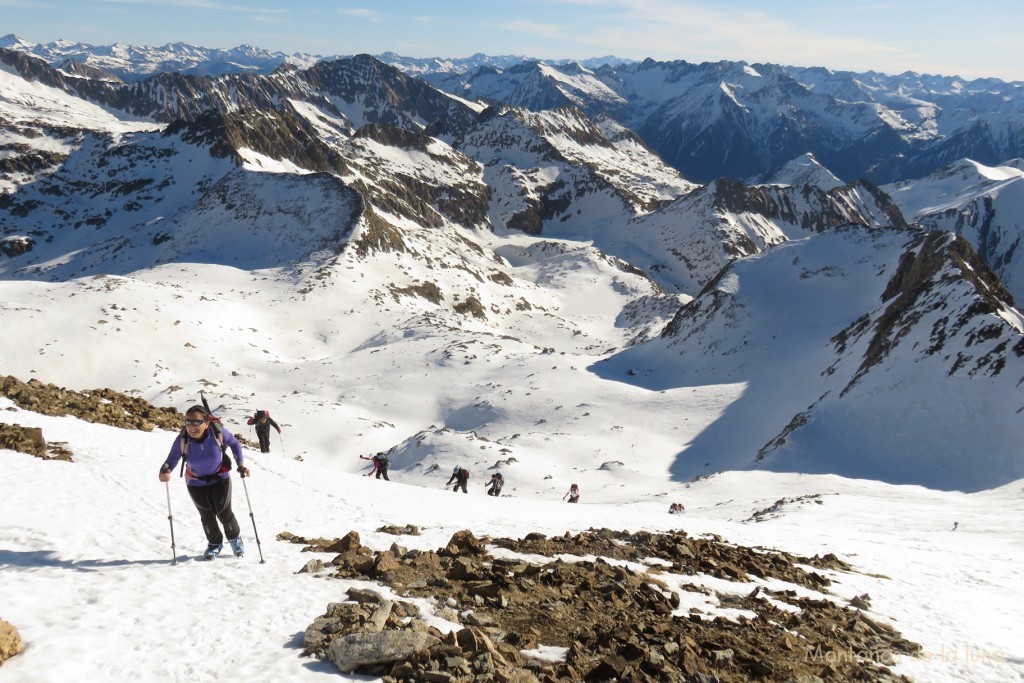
[499, 20, 567, 40]
[531, 0, 932, 74]
[251, 15, 286, 25]
[99, 0, 286, 13]
[337, 8, 383, 23]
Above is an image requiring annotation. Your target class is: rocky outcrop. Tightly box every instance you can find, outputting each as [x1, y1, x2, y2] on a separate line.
[0, 236, 37, 258]
[837, 230, 1020, 393]
[0, 375, 182, 431]
[166, 106, 351, 172]
[0, 422, 73, 461]
[289, 528, 919, 682]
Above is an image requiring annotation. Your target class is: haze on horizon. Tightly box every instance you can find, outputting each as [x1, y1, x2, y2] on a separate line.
[4, 0, 1022, 82]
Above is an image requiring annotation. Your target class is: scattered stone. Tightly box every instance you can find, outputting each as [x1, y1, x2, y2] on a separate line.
[378, 524, 421, 536]
[297, 559, 325, 574]
[850, 593, 872, 610]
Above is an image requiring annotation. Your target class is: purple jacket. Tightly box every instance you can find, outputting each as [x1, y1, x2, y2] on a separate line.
[163, 426, 244, 487]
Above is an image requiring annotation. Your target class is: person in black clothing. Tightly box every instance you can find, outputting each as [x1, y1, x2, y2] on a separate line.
[246, 410, 280, 454]
[446, 466, 469, 493]
[563, 483, 580, 503]
[158, 404, 250, 560]
[372, 452, 390, 480]
[485, 472, 504, 496]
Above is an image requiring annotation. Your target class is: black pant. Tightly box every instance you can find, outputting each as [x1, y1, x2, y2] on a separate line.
[487, 485, 501, 496]
[255, 426, 271, 453]
[453, 480, 467, 493]
[375, 466, 389, 481]
[187, 477, 240, 545]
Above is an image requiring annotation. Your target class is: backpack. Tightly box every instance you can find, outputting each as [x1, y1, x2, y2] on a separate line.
[374, 453, 389, 467]
[459, 468, 469, 479]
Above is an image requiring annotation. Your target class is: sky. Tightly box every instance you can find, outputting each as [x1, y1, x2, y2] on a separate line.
[3, 0, 1023, 81]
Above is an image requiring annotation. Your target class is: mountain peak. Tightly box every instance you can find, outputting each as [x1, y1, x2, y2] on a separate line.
[753, 152, 845, 190]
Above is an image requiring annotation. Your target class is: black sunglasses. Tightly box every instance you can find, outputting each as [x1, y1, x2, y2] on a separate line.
[184, 419, 206, 427]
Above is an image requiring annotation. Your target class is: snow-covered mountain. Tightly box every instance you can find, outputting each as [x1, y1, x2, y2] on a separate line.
[448, 105, 694, 234]
[426, 58, 1024, 185]
[597, 225, 1023, 491]
[1, 37, 1022, 496]
[0, 33, 320, 81]
[751, 152, 844, 191]
[6, 35, 1024, 187]
[884, 158, 1024, 303]
[613, 176, 907, 293]
[0, 34, 630, 84]
[0, 36, 1019, 491]
[377, 52, 635, 78]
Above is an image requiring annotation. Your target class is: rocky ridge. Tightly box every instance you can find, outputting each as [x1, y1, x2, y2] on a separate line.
[0, 375, 261, 456]
[288, 528, 920, 682]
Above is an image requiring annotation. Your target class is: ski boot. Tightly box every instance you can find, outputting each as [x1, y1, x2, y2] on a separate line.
[229, 537, 245, 558]
[203, 543, 223, 560]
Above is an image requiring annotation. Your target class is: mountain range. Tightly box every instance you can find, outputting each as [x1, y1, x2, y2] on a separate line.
[0, 37, 1022, 495]
[4, 34, 1023, 185]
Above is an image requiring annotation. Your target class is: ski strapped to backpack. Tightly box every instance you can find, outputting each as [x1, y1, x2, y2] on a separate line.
[177, 392, 232, 482]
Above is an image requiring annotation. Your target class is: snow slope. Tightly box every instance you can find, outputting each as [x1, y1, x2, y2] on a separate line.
[1, 402, 1022, 682]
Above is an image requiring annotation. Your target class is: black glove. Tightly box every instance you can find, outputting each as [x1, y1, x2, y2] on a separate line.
[237, 465, 250, 478]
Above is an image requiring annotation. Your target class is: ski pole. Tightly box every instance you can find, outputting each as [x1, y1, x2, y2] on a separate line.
[277, 431, 286, 457]
[165, 481, 178, 566]
[239, 471, 266, 564]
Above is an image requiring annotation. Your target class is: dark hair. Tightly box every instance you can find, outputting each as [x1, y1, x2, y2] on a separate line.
[185, 404, 209, 417]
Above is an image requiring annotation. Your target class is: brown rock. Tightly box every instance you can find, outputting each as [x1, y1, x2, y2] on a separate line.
[0, 423, 47, 458]
[374, 551, 401, 574]
[324, 530, 364, 554]
[444, 530, 486, 556]
[585, 654, 628, 681]
[0, 619, 25, 664]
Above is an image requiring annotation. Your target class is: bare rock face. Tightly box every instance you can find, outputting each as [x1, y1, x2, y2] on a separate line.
[0, 618, 25, 665]
[293, 528, 920, 682]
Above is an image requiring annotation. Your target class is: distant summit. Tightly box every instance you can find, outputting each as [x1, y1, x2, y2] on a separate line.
[0, 34, 319, 81]
[0, 35, 630, 82]
[751, 153, 844, 191]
